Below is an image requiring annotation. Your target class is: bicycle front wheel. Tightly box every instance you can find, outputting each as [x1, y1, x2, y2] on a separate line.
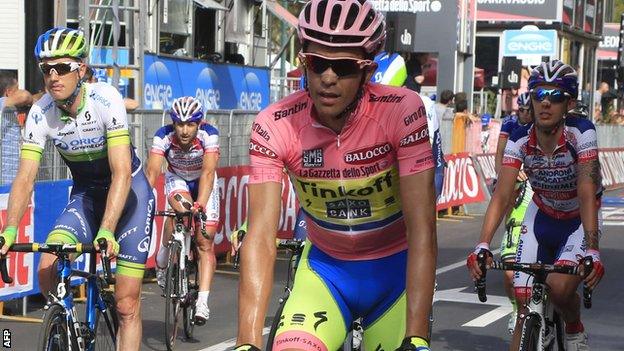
[165, 241, 182, 351]
[183, 250, 198, 338]
[38, 303, 76, 351]
[92, 290, 118, 350]
[518, 313, 542, 351]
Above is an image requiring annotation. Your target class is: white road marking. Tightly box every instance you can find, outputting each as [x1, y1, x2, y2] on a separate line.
[462, 306, 512, 327]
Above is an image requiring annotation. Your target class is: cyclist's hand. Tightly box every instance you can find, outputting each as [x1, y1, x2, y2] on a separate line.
[191, 201, 204, 215]
[0, 226, 17, 255]
[467, 242, 492, 281]
[230, 230, 244, 257]
[233, 344, 261, 351]
[517, 170, 528, 182]
[580, 249, 605, 290]
[93, 228, 120, 259]
[395, 336, 430, 350]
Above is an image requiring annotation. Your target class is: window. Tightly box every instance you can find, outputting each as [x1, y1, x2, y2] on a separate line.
[159, 0, 192, 57]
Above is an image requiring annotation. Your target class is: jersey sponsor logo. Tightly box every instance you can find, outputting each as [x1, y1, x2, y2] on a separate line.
[399, 125, 429, 147]
[251, 122, 270, 141]
[61, 136, 106, 151]
[326, 198, 371, 219]
[296, 171, 393, 199]
[32, 113, 43, 124]
[369, 93, 405, 103]
[302, 148, 324, 168]
[290, 313, 306, 325]
[249, 139, 278, 159]
[408, 154, 434, 172]
[117, 226, 138, 243]
[84, 111, 92, 121]
[89, 91, 111, 108]
[299, 168, 341, 178]
[137, 236, 150, 253]
[402, 106, 427, 126]
[273, 101, 307, 121]
[82, 127, 100, 132]
[57, 130, 75, 137]
[344, 143, 392, 165]
[313, 311, 327, 331]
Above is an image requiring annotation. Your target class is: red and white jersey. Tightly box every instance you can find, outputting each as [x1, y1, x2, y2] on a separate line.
[150, 123, 219, 181]
[249, 83, 434, 260]
[503, 116, 601, 219]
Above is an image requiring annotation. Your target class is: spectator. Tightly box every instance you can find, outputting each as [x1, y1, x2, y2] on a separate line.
[405, 52, 429, 93]
[450, 98, 479, 154]
[0, 71, 33, 113]
[435, 89, 454, 121]
[594, 82, 609, 119]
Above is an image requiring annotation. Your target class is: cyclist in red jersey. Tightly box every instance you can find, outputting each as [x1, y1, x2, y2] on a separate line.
[467, 61, 605, 351]
[234, 1, 436, 350]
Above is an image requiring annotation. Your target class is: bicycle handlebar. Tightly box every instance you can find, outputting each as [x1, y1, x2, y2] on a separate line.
[0, 237, 114, 285]
[475, 251, 593, 308]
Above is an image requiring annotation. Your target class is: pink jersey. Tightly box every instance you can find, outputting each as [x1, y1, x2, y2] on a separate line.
[249, 83, 434, 260]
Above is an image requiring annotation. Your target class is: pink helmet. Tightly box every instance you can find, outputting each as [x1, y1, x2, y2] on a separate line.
[298, 0, 386, 55]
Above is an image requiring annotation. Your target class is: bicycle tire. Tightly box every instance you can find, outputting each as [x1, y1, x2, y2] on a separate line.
[165, 241, 182, 351]
[183, 249, 198, 338]
[518, 313, 542, 351]
[266, 297, 288, 351]
[38, 303, 77, 351]
[553, 310, 565, 351]
[92, 290, 118, 350]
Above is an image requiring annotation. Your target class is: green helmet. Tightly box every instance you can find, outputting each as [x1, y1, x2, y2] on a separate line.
[35, 27, 88, 60]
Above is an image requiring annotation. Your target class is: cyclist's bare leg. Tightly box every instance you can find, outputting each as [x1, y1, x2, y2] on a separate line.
[115, 275, 143, 351]
[37, 253, 58, 297]
[156, 217, 174, 268]
[547, 273, 582, 325]
[195, 225, 216, 293]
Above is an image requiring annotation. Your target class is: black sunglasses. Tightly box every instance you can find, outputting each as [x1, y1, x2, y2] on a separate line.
[299, 52, 372, 78]
[531, 88, 569, 104]
[39, 61, 81, 76]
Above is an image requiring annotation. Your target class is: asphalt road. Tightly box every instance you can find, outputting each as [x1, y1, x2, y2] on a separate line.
[2, 201, 624, 350]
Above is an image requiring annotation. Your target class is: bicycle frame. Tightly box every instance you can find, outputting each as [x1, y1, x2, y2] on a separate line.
[517, 271, 559, 350]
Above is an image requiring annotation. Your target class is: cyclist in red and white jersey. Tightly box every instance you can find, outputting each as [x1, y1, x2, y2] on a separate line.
[468, 60, 605, 351]
[146, 96, 220, 324]
[234, 1, 436, 350]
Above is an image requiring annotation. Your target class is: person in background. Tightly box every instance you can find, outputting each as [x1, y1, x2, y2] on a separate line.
[593, 82, 609, 121]
[450, 98, 479, 154]
[0, 71, 33, 113]
[435, 89, 454, 121]
[405, 52, 429, 93]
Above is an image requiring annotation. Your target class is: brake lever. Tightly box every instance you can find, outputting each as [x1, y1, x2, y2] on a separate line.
[0, 237, 13, 284]
[97, 238, 114, 286]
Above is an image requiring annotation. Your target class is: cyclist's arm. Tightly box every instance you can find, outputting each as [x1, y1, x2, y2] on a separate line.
[4, 89, 33, 108]
[494, 135, 508, 174]
[577, 158, 601, 250]
[0, 158, 39, 254]
[100, 143, 132, 233]
[237, 181, 281, 345]
[401, 168, 436, 338]
[478, 166, 518, 244]
[195, 152, 218, 208]
[145, 152, 164, 188]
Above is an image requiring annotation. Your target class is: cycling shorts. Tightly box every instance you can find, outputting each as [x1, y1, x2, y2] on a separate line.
[164, 171, 220, 227]
[513, 199, 600, 297]
[273, 241, 407, 351]
[500, 182, 533, 261]
[46, 171, 155, 278]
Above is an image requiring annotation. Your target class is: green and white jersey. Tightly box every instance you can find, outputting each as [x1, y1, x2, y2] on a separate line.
[21, 82, 141, 187]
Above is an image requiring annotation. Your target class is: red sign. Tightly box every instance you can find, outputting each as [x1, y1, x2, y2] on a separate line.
[0, 194, 35, 293]
[145, 166, 297, 268]
[437, 153, 486, 210]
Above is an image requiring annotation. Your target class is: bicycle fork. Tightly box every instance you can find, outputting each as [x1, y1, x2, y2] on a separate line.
[519, 283, 557, 350]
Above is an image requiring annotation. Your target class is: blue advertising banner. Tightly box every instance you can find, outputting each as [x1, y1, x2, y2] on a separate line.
[143, 53, 270, 111]
[502, 29, 558, 57]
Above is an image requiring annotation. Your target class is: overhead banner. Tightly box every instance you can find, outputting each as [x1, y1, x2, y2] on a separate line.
[143, 53, 270, 111]
[597, 23, 620, 60]
[476, 0, 558, 22]
[502, 29, 558, 58]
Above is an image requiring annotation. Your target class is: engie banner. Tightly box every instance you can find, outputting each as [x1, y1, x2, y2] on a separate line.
[142, 53, 270, 111]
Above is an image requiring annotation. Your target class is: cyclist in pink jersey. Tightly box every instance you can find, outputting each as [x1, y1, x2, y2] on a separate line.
[234, 1, 436, 350]
[467, 61, 605, 351]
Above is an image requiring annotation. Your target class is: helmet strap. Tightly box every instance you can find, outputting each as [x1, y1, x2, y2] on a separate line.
[56, 76, 86, 119]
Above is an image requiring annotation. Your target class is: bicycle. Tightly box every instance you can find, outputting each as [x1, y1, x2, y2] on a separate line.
[0, 237, 117, 351]
[475, 251, 593, 351]
[155, 193, 207, 351]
